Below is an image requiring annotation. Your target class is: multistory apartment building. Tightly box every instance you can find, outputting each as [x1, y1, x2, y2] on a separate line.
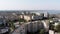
[32, 21, 38, 32]
[27, 22, 32, 32]
[20, 23, 27, 34]
[38, 21, 44, 30]
[19, 20, 49, 34]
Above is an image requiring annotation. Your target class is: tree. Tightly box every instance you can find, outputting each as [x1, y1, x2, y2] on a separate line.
[39, 29, 45, 34]
[49, 23, 54, 30]
[19, 18, 26, 22]
[9, 21, 15, 30]
[55, 23, 60, 32]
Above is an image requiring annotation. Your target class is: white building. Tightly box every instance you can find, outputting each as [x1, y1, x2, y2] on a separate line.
[38, 21, 43, 30]
[27, 22, 32, 32]
[54, 22, 59, 26]
[14, 22, 20, 28]
[49, 30, 54, 34]
[32, 21, 38, 32]
[44, 12, 49, 18]
[35, 13, 40, 15]
[32, 15, 43, 20]
[19, 20, 48, 34]
[41, 20, 49, 32]
[27, 21, 43, 32]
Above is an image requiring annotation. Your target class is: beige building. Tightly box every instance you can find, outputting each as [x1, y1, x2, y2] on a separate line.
[19, 15, 24, 19]
[19, 13, 44, 21]
[19, 15, 32, 21]
[24, 15, 31, 21]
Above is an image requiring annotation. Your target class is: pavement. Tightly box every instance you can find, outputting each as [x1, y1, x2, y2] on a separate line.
[11, 26, 20, 34]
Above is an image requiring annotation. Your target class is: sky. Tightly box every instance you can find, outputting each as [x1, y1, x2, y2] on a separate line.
[0, 0, 60, 10]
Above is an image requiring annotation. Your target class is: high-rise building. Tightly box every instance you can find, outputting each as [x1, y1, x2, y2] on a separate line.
[44, 12, 49, 18]
[20, 23, 27, 34]
[27, 22, 32, 32]
[32, 21, 38, 32]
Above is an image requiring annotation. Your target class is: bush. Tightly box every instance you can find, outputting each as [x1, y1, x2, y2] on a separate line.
[19, 18, 26, 22]
[39, 29, 45, 34]
[55, 23, 60, 32]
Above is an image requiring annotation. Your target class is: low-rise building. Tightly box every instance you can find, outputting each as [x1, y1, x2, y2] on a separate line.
[49, 30, 54, 34]
[14, 22, 20, 28]
[0, 27, 10, 34]
[0, 18, 10, 34]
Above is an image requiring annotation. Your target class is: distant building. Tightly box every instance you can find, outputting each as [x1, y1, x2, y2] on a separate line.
[35, 13, 40, 15]
[24, 15, 31, 21]
[19, 15, 24, 19]
[19, 12, 44, 21]
[32, 15, 43, 20]
[0, 18, 10, 34]
[44, 12, 49, 18]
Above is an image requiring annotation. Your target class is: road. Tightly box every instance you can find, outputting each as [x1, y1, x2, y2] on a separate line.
[11, 26, 20, 34]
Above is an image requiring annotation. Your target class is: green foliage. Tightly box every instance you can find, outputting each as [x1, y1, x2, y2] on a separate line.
[39, 29, 45, 34]
[50, 24, 54, 30]
[9, 21, 15, 30]
[55, 23, 60, 32]
[19, 18, 26, 22]
[0, 23, 4, 27]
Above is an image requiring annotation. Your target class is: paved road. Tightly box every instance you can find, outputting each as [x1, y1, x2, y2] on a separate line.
[12, 26, 20, 34]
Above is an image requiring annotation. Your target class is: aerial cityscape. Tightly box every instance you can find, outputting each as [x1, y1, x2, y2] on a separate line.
[0, 10, 60, 34]
[0, 0, 60, 34]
